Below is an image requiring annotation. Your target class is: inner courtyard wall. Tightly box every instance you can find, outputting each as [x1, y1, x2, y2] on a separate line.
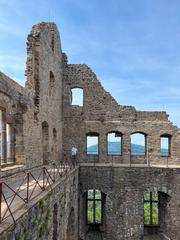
[62, 61, 180, 165]
[79, 166, 180, 240]
[0, 168, 79, 240]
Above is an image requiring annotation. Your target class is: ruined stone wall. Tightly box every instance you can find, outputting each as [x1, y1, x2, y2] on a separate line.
[0, 168, 79, 240]
[79, 166, 180, 240]
[0, 72, 27, 166]
[62, 60, 180, 165]
[0, 22, 64, 170]
[24, 22, 63, 167]
[1, 21, 180, 169]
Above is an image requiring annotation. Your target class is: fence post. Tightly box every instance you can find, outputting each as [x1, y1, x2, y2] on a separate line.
[0, 182, 2, 223]
[43, 167, 46, 190]
[65, 158, 68, 174]
[26, 172, 30, 203]
[60, 160, 62, 177]
[53, 163, 56, 182]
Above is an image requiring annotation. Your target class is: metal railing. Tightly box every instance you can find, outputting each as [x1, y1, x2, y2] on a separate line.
[0, 160, 75, 225]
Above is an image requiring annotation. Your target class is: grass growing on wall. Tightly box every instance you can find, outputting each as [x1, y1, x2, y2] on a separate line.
[16, 199, 50, 240]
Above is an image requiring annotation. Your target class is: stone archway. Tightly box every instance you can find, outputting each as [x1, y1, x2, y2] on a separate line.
[67, 208, 75, 240]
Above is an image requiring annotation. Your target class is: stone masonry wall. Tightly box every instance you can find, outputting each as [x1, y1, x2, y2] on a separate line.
[0, 22, 64, 175]
[0, 72, 28, 166]
[79, 166, 180, 240]
[0, 168, 79, 240]
[0, 21, 180, 240]
[24, 22, 63, 167]
[62, 60, 180, 165]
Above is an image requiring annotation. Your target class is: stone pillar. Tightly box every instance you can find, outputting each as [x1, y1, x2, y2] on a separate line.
[7, 124, 15, 163]
[99, 133, 106, 163]
[1, 110, 7, 164]
[123, 133, 131, 164]
[0, 110, 2, 163]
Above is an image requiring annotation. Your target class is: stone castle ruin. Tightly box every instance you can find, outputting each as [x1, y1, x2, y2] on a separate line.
[0, 22, 179, 240]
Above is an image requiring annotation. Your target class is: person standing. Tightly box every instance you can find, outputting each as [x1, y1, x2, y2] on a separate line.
[71, 145, 78, 167]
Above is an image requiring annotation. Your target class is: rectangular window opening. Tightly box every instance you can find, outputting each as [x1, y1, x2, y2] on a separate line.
[87, 135, 99, 155]
[160, 136, 170, 157]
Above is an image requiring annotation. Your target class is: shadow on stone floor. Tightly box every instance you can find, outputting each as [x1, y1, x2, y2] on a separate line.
[143, 233, 169, 240]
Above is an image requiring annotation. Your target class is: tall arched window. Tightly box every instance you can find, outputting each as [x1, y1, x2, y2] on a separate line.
[86, 133, 99, 155]
[42, 121, 49, 165]
[49, 71, 55, 96]
[0, 109, 15, 164]
[51, 34, 55, 52]
[131, 132, 146, 156]
[71, 88, 83, 106]
[86, 189, 103, 225]
[160, 135, 171, 157]
[107, 132, 122, 155]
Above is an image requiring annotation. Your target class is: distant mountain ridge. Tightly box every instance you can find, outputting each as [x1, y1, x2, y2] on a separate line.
[87, 142, 145, 155]
[87, 142, 168, 155]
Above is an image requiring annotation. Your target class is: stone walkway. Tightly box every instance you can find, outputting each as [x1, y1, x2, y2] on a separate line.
[0, 165, 68, 224]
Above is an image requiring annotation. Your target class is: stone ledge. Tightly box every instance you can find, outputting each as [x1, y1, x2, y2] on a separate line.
[1, 164, 25, 178]
[79, 163, 180, 168]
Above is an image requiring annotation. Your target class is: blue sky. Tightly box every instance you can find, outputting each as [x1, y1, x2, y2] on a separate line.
[0, 0, 180, 126]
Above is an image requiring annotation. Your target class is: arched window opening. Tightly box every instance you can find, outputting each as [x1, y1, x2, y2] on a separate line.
[144, 192, 159, 226]
[0, 109, 15, 164]
[86, 133, 99, 155]
[49, 71, 55, 97]
[160, 135, 171, 157]
[86, 189, 103, 225]
[131, 133, 146, 156]
[71, 88, 83, 106]
[53, 128, 57, 139]
[107, 132, 122, 155]
[53, 203, 58, 240]
[42, 121, 49, 165]
[51, 34, 55, 52]
[6, 123, 14, 162]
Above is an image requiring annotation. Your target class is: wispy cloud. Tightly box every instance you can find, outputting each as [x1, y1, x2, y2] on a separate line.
[0, 0, 180, 126]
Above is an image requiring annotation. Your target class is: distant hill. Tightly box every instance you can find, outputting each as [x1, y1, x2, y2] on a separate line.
[87, 142, 145, 155]
[87, 142, 168, 156]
